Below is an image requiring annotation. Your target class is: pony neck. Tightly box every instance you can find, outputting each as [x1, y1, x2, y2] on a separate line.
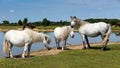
[67, 26, 73, 33]
[32, 32, 45, 42]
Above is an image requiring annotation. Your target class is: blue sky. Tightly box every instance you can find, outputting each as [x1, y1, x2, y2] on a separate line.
[0, 0, 120, 23]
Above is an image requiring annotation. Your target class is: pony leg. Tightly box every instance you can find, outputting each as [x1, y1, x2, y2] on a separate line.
[62, 40, 67, 50]
[62, 40, 65, 50]
[55, 38, 58, 49]
[85, 35, 91, 48]
[55, 38, 60, 49]
[81, 35, 86, 49]
[56, 40, 61, 49]
[27, 45, 31, 57]
[22, 43, 29, 58]
[102, 35, 109, 50]
[8, 44, 13, 58]
[58, 41, 61, 49]
[102, 24, 111, 50]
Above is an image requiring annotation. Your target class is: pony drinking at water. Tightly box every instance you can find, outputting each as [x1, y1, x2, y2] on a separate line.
[70, 16, 111, 50]
[3, 28, 51, 58]
[54, 26, 74, 50]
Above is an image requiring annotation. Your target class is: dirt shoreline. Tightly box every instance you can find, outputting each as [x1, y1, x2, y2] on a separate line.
[30, 42, 120, 57]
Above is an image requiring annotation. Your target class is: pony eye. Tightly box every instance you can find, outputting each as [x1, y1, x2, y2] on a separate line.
[45, 36, 47, 40]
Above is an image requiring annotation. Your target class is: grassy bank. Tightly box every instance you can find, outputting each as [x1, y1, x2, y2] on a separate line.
[0, 44, 120, 68]
[0, 25, 120, 32]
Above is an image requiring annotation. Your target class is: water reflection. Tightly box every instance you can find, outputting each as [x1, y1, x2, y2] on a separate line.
[0, 32, 120, 57]
[114, 32, 120, 36]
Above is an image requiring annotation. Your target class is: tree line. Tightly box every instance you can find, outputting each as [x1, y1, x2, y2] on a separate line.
[1, 18, 120, 26]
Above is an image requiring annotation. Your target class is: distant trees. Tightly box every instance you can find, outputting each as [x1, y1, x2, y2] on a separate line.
[41, 18, 50, 26]
[23, 18, 28, 25]
[2, 20, 10, 25]
[18, 20, 23, 25]
[1, 18, 120, 26]
[85, 18, 120, 25]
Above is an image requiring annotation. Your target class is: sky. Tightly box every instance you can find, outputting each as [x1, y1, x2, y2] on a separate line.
[0, 0, 120, 23]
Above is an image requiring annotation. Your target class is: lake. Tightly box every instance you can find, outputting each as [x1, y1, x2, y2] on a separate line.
[0, 32, 120, 57]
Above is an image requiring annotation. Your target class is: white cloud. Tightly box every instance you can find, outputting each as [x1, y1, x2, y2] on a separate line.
[10, 9, 14, 13]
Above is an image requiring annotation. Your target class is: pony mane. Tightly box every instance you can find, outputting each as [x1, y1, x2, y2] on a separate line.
[78, 19, 89, 26]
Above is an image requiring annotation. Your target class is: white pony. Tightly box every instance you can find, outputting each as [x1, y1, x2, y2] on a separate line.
[3, 28, 51, 58]
[54, 26, 74, 50]
[70, 16, 111, 50]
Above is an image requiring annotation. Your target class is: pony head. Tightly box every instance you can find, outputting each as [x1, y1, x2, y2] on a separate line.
[70, 31, 74, 38]
[70, 16, 81, 28]
[68, 26, 74, 38]
[43, 35, 52, 50]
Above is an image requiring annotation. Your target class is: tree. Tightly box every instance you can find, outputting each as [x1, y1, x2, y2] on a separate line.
[42, 18, 50, 26]
[18, 20, 23, 25]
[2, 20, 10, 25]
[23, 18, 28, 25]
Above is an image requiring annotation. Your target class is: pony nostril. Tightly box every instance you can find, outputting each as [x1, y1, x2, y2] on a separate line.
[47, 41, 50, 44]
[71, 25, 74, 28]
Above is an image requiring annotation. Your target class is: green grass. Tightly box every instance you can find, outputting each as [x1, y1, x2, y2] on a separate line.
[0, 44, 120, 68]
[0, 26, 22, 29]
[0, 25, 120, 32]
[112, 27, 120, 31]
[0, 25, 59, 29]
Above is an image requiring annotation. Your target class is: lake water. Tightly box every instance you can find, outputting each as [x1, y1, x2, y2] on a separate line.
[0, 32, 120, 57]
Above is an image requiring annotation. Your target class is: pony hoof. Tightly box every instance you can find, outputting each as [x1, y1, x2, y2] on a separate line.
[88, 46, 91, 48]
[64, 48, 70, 50]
[82, 47, 86, 50]
[48, 47, 52, 50]
[57, 47, 62, 49]
[101, 47, 107, 51]
[22, 55, 25, 58]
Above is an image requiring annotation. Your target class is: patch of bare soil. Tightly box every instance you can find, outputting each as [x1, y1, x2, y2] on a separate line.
[30, 42, 120, 57]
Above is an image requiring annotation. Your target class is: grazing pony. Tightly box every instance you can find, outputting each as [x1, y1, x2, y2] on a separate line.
[3, 28, 51, 58]
[70, 16, 111, 50]
[54, 26, 74, 50]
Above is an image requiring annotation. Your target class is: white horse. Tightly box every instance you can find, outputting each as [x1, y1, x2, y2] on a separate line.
[70, 16, 111, 50]
[3, 28, 51, 58]
[54, 26, 74, 50]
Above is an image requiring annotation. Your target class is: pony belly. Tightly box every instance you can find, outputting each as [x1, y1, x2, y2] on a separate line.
[79, 26, 101, 37]
[86, 33, 99, 37]
[12, 42, 25, 47]
[54, 34, 62, 40]
[10, 40, 25, 47]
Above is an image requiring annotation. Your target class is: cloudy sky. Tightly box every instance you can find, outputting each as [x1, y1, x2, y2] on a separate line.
[0, 0, 120, 23]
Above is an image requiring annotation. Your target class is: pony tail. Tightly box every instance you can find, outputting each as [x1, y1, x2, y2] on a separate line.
[106, 24, 111, 37]
[3, 39, 9, 54]
[103, 24, 111, 43]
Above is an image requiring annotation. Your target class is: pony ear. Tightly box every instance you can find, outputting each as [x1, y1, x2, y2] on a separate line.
[74, 16, 76, 18]
[70, 16, 76, 18]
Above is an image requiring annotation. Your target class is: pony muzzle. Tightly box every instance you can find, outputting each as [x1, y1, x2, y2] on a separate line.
[71, 34, 74, 38]
[44, 44, 52, 50]
[47, 47, 52, 50]
[70, 32, 74, 38]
